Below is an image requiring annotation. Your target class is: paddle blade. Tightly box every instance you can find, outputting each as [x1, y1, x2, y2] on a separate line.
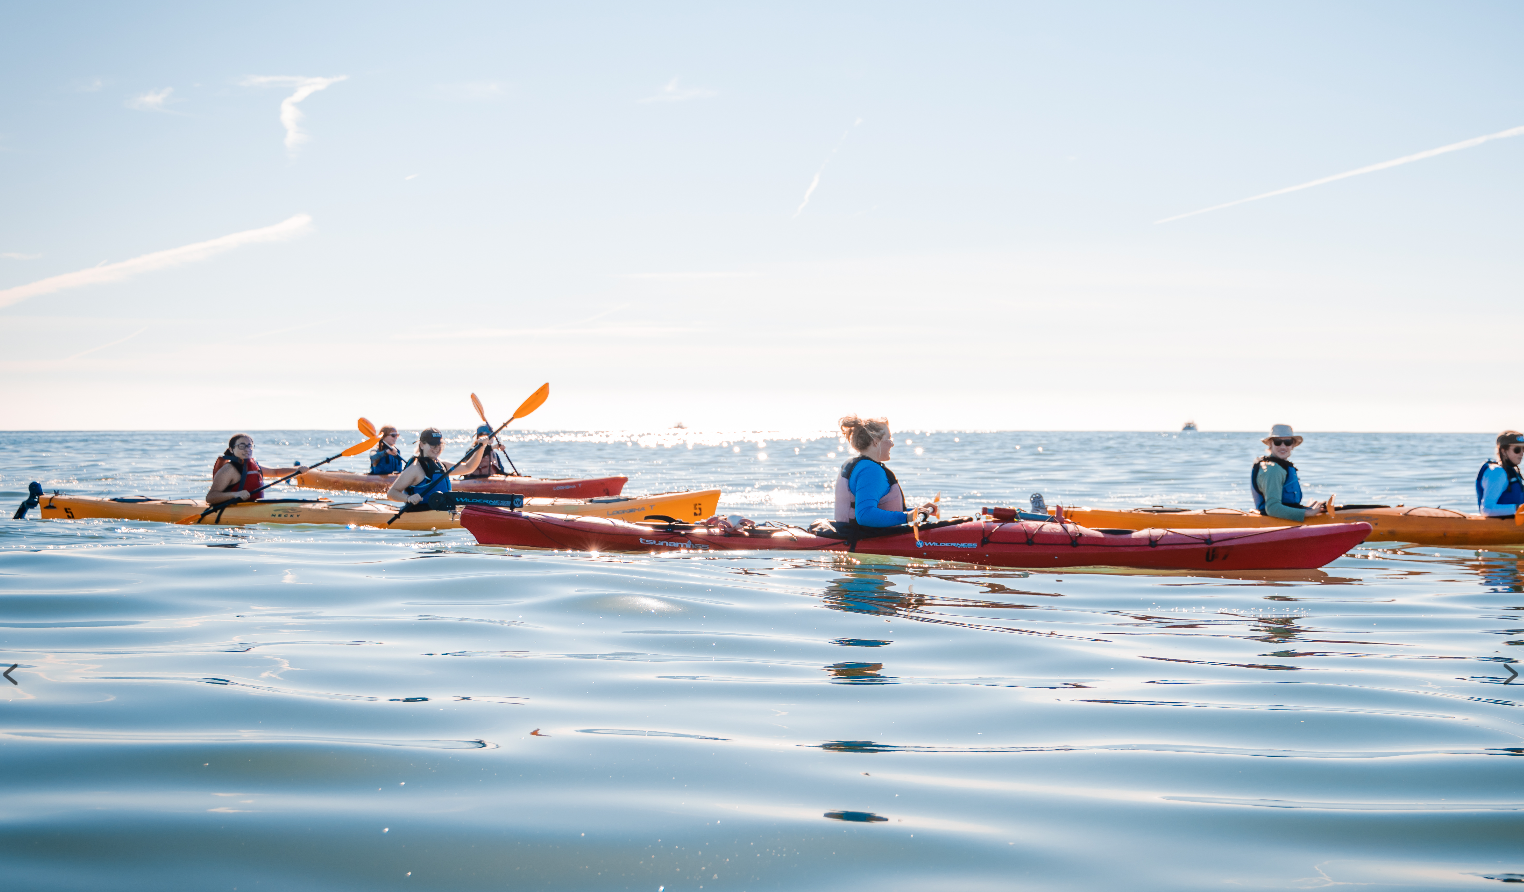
[1326, 494, 1336, 518]
[357, 417, 377, 439]
[340, 435, 382, 458]
[471, 393, 490, 426]
[511, 383, 550, 421]
[1516, 506, 1523, 527]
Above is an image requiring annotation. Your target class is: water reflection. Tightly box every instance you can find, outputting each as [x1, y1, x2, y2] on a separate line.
[824, 661, 892, 684]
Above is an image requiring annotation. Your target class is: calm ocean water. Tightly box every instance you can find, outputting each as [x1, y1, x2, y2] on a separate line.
[2, 430, 1521, 890]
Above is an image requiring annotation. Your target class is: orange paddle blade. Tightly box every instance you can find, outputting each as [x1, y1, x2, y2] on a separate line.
[340, 435, 382, 457]
[357, 417, 377, 439]
[471, 393, 490, 426]
[511, 383, 550, 421]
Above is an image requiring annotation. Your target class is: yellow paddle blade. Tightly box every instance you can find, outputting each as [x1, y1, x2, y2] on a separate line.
[340, 435, 382, 457]
[471, 393, 490, 426]
[1515, 505, 1523, 527]
[357, 417, 377, 439]
[511, 383, 550, 421]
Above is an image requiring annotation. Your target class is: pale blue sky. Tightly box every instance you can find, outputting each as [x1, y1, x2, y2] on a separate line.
[2, 2, 1519, 431]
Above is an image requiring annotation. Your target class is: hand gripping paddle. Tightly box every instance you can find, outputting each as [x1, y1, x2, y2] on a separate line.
[179, 418, 381, 524]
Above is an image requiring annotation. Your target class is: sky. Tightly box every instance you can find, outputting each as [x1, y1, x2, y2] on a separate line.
[1, 1, 1520, 433]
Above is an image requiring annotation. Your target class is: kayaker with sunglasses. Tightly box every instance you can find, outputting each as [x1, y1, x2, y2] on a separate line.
[368, 425, 405, 475]
[207, 434, 308, 506]
[1476, 431, 1524, 518]
[385, 428, 485, 509]
[1251, 424, 1327, 521]
[462, 425, 510, 479]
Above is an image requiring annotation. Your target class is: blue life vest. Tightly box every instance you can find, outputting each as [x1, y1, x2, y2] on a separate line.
[370, 445, 404, 476]
[1251, 455, 1303, 514]
[1475, 460, 1524, 512]
[405, 457, 451, 503]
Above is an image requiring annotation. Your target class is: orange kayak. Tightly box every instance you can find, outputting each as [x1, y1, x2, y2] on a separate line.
[1055, 504, 1524, 547]
[263, 466, 627, 498]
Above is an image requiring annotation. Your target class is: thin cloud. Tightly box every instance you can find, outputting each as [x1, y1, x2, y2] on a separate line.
[64, 326, 148, 362]
[240, 75, 347, 152]
[795, 118, 862, 217]
[1156, 124, 1524, 224]
[127, 87, 175, 112]
[0, 214, 313, 309]
[2, 252, 41, 260]
[435, 81, 504, 102]
[638, 78, 718, 104]
[75, 77, 106, 93]
[618, 272, 758, 280]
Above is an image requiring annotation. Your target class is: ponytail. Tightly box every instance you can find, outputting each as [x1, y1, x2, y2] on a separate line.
[838, 415, 889, 453]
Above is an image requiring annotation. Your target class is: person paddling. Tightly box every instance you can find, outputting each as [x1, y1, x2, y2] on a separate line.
[1476, 431, 1524, 518]
[386, 427, 485, 510]
[207, 434, 306, 506]
[369, 425, 405, 475]
[1251, 424, 1326, 521]
[834, 415, 938, 532]
[461, 425, 509, 479]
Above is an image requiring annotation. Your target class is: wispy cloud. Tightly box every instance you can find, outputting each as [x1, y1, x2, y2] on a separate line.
[1156, 124, 1524, 224]
[75, 77, 106, 93]
[2, 252, 41, 260]
[435, 81, 504, 102]
[618, 272, 758, 280]
[127, 87, 176, 112]
[0, 214, 313, 309]
[64, 326, 149, 362]
[795, 118, 863, 217]
[240, 75, 347, 152]
[638, 78, 718, 104]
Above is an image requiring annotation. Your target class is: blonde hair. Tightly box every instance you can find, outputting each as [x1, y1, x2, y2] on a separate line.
[839, 415, 889, 452]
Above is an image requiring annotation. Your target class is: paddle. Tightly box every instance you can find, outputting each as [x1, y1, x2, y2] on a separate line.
[911, 493, 941, 544]
[471, 392, 522, 476]
[1516, 505, 1523, 527]
[1325, 494, 1336, 519]
[385, 383, 549, 525]
[179, 419, 381, 525]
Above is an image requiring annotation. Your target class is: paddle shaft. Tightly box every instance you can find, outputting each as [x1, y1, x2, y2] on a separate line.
[192, 441, 375, 523]
[472, 395, 521, 476]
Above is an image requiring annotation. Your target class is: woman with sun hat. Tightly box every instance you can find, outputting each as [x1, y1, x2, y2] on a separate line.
[1251, 424, 1326, 521]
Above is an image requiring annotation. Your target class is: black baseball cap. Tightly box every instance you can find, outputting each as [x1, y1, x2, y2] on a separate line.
[419, 428, 443, 446]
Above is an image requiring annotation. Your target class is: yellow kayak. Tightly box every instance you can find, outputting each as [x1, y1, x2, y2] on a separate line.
[34, 489, 721, 531]
[1056, 504, 1524, 547]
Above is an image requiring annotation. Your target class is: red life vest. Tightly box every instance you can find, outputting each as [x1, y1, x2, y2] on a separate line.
[212, 455, 264, 500]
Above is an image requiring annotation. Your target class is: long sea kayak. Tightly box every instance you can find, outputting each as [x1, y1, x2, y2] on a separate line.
[1054, 504, 1524, 547]
[460, 509, 1371, 570]
[33, 489, 719, 531]
[262, 467, 628, 499]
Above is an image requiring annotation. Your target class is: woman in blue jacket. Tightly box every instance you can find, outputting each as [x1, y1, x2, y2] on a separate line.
[832, 415, 937, 529]
[1477, 431, 1524, 518]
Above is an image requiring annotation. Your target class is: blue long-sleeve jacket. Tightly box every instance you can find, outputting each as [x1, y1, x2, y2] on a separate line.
[849, 460, 909, 527]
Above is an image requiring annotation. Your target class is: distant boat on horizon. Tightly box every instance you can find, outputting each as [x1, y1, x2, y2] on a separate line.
[1181, 420, 1198, 432]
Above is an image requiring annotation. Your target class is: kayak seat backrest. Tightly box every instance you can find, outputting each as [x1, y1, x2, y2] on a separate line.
[1097, 529, 1136, 535]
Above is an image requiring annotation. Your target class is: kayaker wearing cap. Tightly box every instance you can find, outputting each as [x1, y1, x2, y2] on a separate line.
[834, 415, 938, 529]
[207, 434, 306, 506]
[369, 425, 405, 475]
[386, 428, 486, 508]
[1476, 431, 1524, 518]
[1251, 424, 1327, 521]
[461, 425, 509, 479]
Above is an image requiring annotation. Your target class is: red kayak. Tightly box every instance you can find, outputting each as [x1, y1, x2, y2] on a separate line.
[459, 509, 1372, 571]
[263, 466, 627, 499]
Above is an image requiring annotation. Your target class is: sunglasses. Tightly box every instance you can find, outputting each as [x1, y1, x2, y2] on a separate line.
[1509, 446, 1524, 455]
[1270, 438, 1297, 447]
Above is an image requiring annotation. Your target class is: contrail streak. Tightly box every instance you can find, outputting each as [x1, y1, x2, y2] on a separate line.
[64, 327, 149, 362]
[795, 118, 863, 217]
[1155, 124, 1524, 224]
[0, 214, 313, 308]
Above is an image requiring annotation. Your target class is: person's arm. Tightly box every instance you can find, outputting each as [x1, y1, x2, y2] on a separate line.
[205, 465, 247, 505]
[1480, 466, 1515, 517]
[1256, 463, 1307, 521]
[451, 439, 486, 477]
[387, 463, 423, 503]
[851, 462, 910, 527]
